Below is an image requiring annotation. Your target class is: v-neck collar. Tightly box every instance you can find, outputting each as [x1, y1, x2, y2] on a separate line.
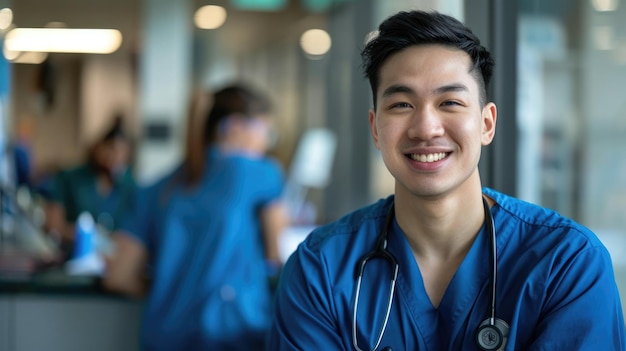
[389, 211, 492, 348]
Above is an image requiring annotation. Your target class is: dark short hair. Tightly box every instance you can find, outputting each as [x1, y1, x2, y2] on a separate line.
[361, 10, 494, 107]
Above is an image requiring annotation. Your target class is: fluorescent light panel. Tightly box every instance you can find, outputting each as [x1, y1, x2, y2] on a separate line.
[11, 51, 49, 64]
[592, 0, 619, 11]
[5, 28, 123, 54]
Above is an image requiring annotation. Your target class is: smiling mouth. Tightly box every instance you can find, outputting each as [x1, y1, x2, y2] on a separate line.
[409, 152, 449, 163]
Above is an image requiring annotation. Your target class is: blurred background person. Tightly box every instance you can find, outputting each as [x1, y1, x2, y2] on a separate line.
[44, 115, 136, 253]
[11, 116, 35, 189]
[103, 83, 288, 351]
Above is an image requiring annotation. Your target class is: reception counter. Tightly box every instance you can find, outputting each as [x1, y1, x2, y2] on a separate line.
[0, 262, 143, 351]
[0, 188, 143, 351]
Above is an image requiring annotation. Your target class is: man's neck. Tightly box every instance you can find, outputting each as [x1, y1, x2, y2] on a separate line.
[393, 183, 487, 308]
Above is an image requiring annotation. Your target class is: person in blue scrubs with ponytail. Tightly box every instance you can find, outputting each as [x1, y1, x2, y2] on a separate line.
[269, 10, 626, 351]
[104, 84, 288, 351]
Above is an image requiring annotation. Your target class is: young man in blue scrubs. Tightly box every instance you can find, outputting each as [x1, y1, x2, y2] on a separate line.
[269, 10, 626, 350]
[104, 84, 288, 351]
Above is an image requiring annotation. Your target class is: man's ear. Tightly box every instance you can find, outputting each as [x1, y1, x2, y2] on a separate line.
[481, 102, 497, 146]
[369, 108, 381, 149]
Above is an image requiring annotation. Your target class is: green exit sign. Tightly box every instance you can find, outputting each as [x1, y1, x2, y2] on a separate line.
[302, 0, 350, 12]
[303, 0, 331, 12]
[231, 0, 288, 11]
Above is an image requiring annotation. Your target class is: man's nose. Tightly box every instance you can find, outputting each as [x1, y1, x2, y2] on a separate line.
[406, 105, 445, 140]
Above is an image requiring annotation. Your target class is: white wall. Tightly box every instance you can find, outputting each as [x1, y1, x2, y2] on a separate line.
[80, 54, 137, 147]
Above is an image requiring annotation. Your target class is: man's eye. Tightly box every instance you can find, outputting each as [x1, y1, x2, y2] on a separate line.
[391, 102, 412, 109]
[441, 100, 461, 107]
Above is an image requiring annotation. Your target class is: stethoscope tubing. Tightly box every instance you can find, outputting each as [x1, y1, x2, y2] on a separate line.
[352, 204, 399, 351]
[484, 198, 498, 325]
[352, 197, 498, 351]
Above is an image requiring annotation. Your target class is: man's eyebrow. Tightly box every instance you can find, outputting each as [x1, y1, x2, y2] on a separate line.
[433, 83, 469, 95]
[381, 84, 415, 98]
[381, 83, 470, 99]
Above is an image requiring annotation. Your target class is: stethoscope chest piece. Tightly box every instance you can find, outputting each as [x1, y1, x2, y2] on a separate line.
[476, 318, 510, 351]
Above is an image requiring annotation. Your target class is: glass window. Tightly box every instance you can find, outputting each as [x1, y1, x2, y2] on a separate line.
[517, 0, 626, 301]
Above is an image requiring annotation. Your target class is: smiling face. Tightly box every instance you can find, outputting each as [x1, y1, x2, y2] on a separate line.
[369, 44, 497, 201]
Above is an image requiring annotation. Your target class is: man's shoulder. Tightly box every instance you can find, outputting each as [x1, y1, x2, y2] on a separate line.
[486, 188, 584, 226]
[304, 196, 393, 252]
[484, 187, 603, 250]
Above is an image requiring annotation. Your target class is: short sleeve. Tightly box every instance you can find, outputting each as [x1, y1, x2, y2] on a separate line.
[119, 182, 160, 249]
[252, 158, 285, 207]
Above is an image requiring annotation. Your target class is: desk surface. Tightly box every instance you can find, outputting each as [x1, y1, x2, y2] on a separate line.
[0, 218, 110, 296]
[0, 267, 104, 295]
[0, 248, 112, 296]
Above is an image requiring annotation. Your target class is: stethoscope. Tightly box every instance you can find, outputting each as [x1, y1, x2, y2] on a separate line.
[352, 197, 510, 351]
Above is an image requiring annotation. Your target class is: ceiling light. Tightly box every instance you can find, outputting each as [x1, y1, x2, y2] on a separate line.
[2, 43, 19, 60]
[0, 7, 12, 30]
[6, 51, 48, 64]
[592, 0, 619, 11]
[3, 41, 48, 64]
[194, 5, 227, 30]
[300, 29, 332, 57]
[4, 28, 123, 54]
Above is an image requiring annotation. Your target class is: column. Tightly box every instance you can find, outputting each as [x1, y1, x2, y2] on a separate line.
[136, 0, 193, 184]
[320, 0, 375, 222]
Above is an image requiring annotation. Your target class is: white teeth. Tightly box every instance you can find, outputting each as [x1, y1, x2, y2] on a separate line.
[410, 152, 447, 162]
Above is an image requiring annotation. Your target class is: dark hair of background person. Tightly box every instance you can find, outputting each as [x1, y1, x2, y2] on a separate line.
[360, 10, 495, 108]
[87, 113, 132, 169]
[182, 84, 272, 187]
[103, 113, 127, 141]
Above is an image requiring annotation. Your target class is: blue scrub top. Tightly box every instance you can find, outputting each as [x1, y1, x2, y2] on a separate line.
[122, 147, 284, 351]
[269, 188, 626, 350]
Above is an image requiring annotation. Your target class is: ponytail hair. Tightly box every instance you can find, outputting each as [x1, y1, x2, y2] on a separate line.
[183, 83, 272, 187]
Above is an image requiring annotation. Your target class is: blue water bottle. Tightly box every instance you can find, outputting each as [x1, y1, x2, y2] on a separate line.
[73, 212, 95, 260]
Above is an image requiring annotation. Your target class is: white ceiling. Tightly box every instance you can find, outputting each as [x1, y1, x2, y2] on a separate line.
[8, 0, 326, 55]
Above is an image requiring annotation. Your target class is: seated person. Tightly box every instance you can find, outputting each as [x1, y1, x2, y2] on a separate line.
[45, 116, 136, 254]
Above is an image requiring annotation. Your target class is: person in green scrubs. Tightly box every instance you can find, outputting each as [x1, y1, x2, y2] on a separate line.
[46, 116, 136, 256]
